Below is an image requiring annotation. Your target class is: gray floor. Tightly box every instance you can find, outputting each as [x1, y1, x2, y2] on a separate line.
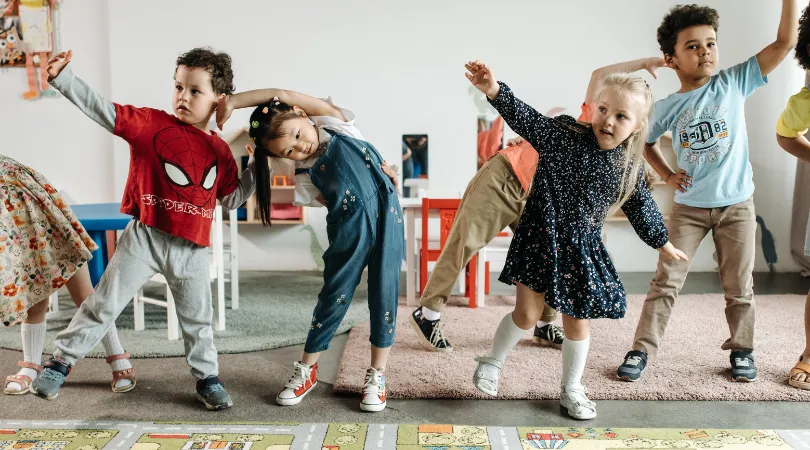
[1, 271, 809, 429]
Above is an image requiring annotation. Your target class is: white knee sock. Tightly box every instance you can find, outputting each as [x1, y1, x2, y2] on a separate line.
[421, 306, 440, 321]
[7, 322, 46, 392]
[536, 320, 552, 328]
[486, 313, 528, 362]
[561, 336, 590, 390]
[101, 323, 132, 389]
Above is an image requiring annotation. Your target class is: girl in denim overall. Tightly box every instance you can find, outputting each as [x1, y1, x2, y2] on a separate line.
[217, 89, 404, 412]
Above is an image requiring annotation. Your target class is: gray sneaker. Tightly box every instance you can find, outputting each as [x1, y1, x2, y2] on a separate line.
[730, 351, 757, 382]
[196, 376, 233, 410]
[617, 350, 648, 382]
[31, 358, 71, 400]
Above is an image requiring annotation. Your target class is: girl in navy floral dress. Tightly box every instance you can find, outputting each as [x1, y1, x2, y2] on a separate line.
[464, 60, 687, 420]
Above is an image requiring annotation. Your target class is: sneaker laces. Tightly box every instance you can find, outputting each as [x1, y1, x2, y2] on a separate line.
[624, 355, 642, 367]
[285, 361, 312, 390]
[363, 368, 384, 395]
[733, 357, 751, 367]
[429, 320, 448, 347]
[39, 368, 64, 383]
[547, 324, 564, 343]
[204, 382, 225, 394]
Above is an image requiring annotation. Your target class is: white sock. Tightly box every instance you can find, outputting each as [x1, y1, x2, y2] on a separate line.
[7, 322, 46, 392]
[421, 306, 440, 321]
[536, 320, 552, 328]
[486, 313, 529, 362]
[101, 323, 132, 389]
[561, 336, 590, 390]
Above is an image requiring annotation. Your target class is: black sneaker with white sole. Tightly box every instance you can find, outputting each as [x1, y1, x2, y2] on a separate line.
[410, 307, 453, 352]
[617, 350, 648, 382]
[532, 324, 564, 349]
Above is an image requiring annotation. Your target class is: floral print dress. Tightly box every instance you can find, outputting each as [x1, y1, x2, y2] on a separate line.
[490, 83, 668, 319]
[0, 154, 97, 326]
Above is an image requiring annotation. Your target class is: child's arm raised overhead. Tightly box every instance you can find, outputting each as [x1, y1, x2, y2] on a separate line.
[755, 0, 799, 77]
[464, 60, 566, 155]
[584, 57, 666, 105]
[47, 51, 116, 133]
[217, 88, 346, 130]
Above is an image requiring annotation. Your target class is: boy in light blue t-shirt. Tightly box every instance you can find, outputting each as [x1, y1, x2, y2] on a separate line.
[617, 1, 798, 384]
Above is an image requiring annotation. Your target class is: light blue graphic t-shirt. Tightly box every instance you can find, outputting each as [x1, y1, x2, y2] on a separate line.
[647, 55, 767, 208]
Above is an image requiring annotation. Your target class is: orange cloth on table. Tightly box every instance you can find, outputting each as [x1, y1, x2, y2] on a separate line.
[477, 116, 504, 163]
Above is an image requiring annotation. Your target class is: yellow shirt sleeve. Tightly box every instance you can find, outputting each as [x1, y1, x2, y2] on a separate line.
[776, 88, 810, 138]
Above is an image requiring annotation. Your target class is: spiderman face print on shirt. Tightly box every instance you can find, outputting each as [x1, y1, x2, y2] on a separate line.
[153, 126, 217, 208]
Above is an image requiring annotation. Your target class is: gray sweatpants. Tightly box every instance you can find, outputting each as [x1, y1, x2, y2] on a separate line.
[54, 219, 218, 379]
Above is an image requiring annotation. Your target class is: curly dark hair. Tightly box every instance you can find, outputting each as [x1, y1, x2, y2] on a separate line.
[795, 4, 810, 69]
[657, 4, 719, 56]
[175, 47, 235, 95]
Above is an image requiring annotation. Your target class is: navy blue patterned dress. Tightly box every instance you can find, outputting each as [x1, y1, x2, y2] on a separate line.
[491, 82, 668, 319]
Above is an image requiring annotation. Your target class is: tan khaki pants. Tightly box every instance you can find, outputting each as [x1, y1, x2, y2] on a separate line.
[419, 154, 557, 323]
[632, 197, 757, 355]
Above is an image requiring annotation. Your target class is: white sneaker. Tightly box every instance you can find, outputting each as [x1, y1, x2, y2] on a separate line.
[560, 385, 596, 420]
[276, 362, 317, 406]
[360, 368, 386, 412]
[472, 356, 503, 396]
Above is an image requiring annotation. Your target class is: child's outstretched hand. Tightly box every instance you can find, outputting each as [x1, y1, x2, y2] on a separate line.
[216, 95, 234, 130]
[644, 57, 667, 79]
[381, 161, 398, 190]
[46, 50, 72, 81]
[465, 60, 500, 99]
[506, 137, 525, 147]
[657, 242, 688, 261]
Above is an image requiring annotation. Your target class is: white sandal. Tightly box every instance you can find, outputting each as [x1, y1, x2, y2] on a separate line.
[473, 356, 503, 396]
[560, 385, 597, 420]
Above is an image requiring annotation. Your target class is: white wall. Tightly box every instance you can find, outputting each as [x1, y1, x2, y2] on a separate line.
[6, 0, 802, 272]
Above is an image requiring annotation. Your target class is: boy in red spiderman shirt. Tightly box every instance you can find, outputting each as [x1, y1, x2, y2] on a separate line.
[31, 47, 256, 410]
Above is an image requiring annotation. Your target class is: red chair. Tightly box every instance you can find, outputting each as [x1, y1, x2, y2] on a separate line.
[419, 198, 484, 308]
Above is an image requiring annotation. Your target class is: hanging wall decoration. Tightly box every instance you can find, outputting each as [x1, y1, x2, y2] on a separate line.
[0, 0, 61, 100]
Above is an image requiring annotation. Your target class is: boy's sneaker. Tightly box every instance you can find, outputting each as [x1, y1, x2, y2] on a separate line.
[410, 307, 452, 352]
[276, 362, 318, 406]
[195, 376, 233, 410]
[617, 350, 648, 382]
[30, 358, 71, 400]
[532, 324, 564, 349]
[730, 350, 757, 382]
[360, 368, 386, 412]
[560, 385, 597, 420]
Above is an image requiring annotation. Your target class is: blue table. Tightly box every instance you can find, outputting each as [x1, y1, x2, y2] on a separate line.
[71, 203, 132, 287]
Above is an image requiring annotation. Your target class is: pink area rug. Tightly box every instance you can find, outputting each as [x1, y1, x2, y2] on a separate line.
[334, 294, 810, 401]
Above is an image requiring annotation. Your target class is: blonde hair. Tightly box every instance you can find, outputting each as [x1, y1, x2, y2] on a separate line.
[594, 73, 654, 212]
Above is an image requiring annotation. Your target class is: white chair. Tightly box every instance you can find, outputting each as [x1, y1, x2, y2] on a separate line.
[225, 209, 239, 310]
[132, 204, 235, 340]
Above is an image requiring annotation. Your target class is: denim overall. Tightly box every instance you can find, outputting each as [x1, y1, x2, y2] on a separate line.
[304, 130, 404, 353]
